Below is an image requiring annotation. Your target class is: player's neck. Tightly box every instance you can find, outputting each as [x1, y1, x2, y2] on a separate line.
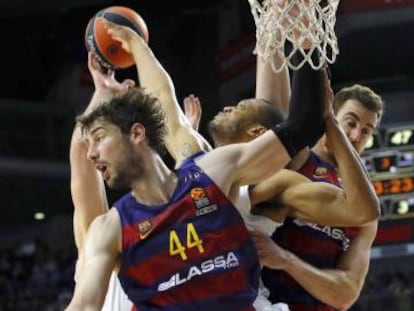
[312, 140, 337, 167]
[130, 155, 178, 206]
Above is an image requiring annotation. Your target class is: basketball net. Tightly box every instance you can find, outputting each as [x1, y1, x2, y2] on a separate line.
[248, 0, 340, 72]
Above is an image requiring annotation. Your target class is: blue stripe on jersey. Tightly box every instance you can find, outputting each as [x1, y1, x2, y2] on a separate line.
[114, 153, 260, 310]
[124, 208, 248, 262]
[263, 151, 357, 310]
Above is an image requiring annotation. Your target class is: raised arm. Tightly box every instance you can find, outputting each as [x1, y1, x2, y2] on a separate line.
[71, 53, 134, 253]
[255, 53, 290, 116]
[65, 210, 121, 311]
[198, 55, 325, 195]
[71, 125, 108, 252]
[103, 19, 212, 165]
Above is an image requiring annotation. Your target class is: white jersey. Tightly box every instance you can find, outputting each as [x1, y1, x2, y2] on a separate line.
[75, 264, 132, 311]
[236, 186, 289, 311]
[101, 272, 133, 311]
[236, 185, 282, 235]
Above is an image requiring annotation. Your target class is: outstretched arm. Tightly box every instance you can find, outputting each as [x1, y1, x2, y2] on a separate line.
[71, 53, 134, 254]
[103, 20, 212, 166]
[251, 222, 377, 310]
[71, 126, 107, 253]
[255, 53, 290, 116]
[198, 57, 325, 194]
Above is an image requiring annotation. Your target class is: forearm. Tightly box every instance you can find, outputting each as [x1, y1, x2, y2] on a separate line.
[282, 183, 353, 226]
[250, 170, 309, 205]
[129, 36, 193, 146]
[283, 252, 359, 310]
[256, 56, 290, 116]
[84, 88, 116, 115]
[129, 37, 178, 109]
[70, 127, 108, 210]
[70, 126, 108, 249]
[326, 117, 380, 223]
[272, 51, 325, 158]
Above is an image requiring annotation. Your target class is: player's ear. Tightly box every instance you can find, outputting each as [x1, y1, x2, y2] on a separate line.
[129, 123, 146, 143]
[246, 124, 267, 138]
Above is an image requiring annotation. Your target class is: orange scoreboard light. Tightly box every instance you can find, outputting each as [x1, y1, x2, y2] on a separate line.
[361, 124, 414, 220]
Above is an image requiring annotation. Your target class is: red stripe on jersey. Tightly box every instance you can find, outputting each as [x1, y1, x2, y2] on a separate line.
[122, 224, 138, 250]
[290, 304, 334, 311]
[125, 223, 250, 286]
[121, 195, 197, 248]
[345, 226, 360, 238]
[121, 182, 236, 249]
[147, 266, 250, 307]
[204, 183, 237, 206]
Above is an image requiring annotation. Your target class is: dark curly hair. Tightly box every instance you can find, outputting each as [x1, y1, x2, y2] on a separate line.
[77, 87, 167, 154]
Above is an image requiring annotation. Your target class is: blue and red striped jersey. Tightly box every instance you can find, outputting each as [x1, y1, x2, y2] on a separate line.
[262, 151, 359, 311]
[114, 155, 260, 311]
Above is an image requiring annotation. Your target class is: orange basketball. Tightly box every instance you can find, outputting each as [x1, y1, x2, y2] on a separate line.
[84, 6, 149, 69]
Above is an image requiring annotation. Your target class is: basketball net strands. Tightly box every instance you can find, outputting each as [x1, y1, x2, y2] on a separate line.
[248, 0, 340, 72]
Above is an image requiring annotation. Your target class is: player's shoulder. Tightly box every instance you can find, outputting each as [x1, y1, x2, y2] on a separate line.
[85, 209, 122, 252]
[89, 209, 121, 232]
[178, 151, 207, 168]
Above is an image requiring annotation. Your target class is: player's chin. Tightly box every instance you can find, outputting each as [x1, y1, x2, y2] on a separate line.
[105, 175, 118, 189]
[108, 175, 130, 190]
[209, 117, 227, 131]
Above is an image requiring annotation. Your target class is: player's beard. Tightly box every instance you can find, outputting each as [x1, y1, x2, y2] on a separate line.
[208, 117, 244, 147]
[106, 140, 143, 190]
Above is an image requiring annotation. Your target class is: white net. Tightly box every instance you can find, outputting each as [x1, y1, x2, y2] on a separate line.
[248, 0, 340, 72]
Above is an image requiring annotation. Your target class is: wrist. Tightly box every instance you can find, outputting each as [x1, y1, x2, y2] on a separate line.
[84, 90, 114, 114]
[281, 249, 298, 272]
[269, 245, 293, 271]
[93, 87, 115, 97]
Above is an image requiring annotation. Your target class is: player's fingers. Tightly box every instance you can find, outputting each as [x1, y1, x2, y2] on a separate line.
[193, 97, 202, 113]
[183, 98, 190, 110]
[122, 79, 136, 89]
[88, 52, 99, 70]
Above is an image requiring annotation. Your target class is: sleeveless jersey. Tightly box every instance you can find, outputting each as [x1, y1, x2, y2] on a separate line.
[262, 151, 359, 311]
[114, 154, 260, 311]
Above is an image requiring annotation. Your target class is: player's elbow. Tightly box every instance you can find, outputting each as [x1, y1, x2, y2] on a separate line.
[331, 286, 360, 311]
[354, 197, 381, 225]
[368, 197, 382, 221]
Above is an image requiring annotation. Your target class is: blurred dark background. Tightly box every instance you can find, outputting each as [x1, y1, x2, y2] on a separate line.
[0, 0, 414, 310]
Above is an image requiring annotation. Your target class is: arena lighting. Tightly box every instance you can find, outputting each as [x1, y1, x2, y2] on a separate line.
[34, 212, 45, 220]
[397, 201, 409, 215]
